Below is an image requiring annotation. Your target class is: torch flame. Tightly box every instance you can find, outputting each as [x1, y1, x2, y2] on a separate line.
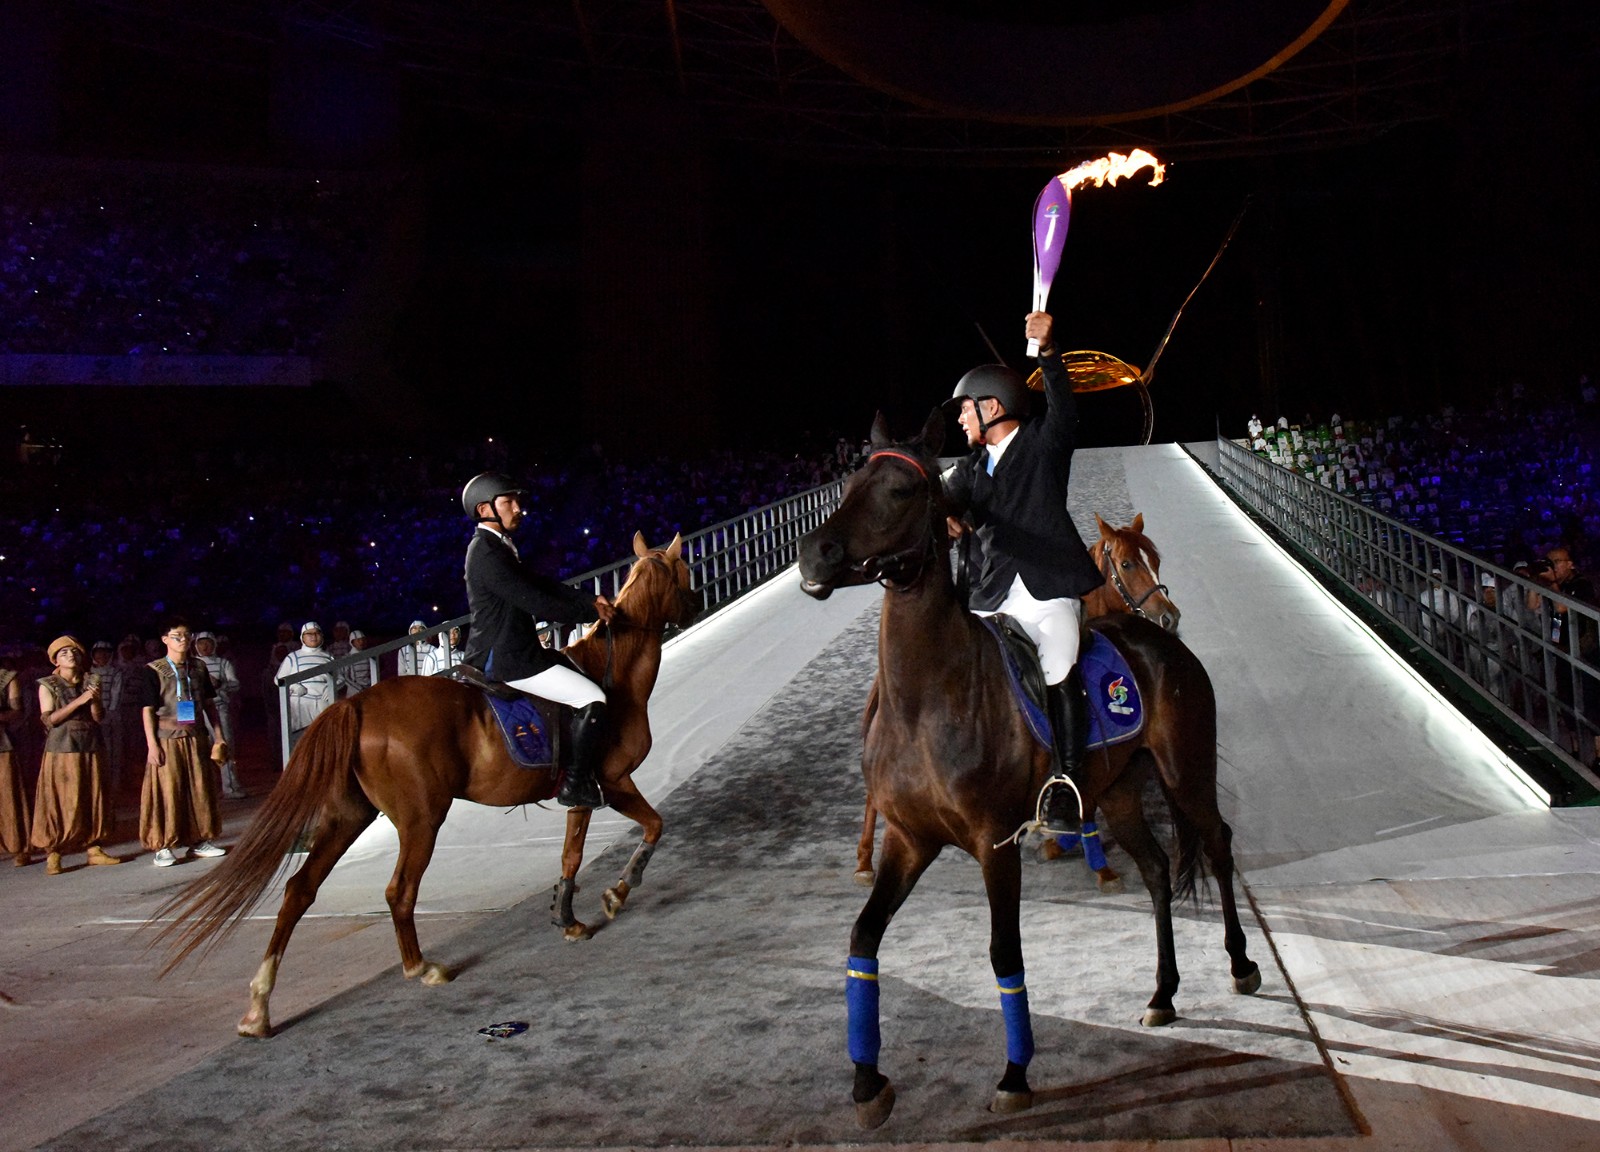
[1056, 149, 1165, 193]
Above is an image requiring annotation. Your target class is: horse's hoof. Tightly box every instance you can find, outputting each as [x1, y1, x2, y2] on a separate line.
[237, 1012, 271, 1039]
[602, 885, 626, 919]
[1142, 1006, 1177, 1027]
[420, 962, 453, 986]
[1234, 965, 1262, 996]
[989, 1088, 1034, 1114]
[1096, 870, 1124, 895]
[853, 869, 875, 887]
[562, 921, 593, 942]
[854, 1080, 895, 1129]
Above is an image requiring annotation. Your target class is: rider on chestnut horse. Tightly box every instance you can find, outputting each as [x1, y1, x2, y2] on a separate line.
[460, 471, 617, 808]
[942, 311, 1104, 836]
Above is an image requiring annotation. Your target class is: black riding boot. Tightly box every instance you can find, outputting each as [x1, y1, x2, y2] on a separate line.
[1042, 667, 1088, 835]
[557, 701, 607, 809]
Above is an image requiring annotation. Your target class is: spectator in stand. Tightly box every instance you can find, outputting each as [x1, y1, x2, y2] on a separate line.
[1, 663, 30, 867]
[276, 621, 337, 751]
[194, 631, 245, 799]
[32, 636, 121, 874]
[328, 621, 352, 660]
[139, 617, 228, 867]
[1532, 546, 1600, 768]
[340, 629, 372, 695]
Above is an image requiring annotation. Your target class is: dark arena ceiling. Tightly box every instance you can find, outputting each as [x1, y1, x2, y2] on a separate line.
[71, 1, 1600, 162]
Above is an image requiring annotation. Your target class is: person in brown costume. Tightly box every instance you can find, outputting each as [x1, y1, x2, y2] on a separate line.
[32, 636, 121, 874]
[1, 663, 31, 867]
[139, 618, 229, 867]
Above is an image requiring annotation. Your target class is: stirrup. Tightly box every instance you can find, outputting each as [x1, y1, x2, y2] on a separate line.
[1038, 774, 1084, 836]
[994, 774, 1083, 849]
[556, 770, 603, 810]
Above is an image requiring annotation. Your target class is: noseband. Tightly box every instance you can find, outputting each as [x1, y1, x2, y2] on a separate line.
[1099, 539, 1170, 618]
[851, 450, 939, 591]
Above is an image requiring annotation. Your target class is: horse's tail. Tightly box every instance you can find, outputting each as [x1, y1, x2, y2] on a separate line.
[148, 698, 363, 975]
[1164, 782, 1208, 906]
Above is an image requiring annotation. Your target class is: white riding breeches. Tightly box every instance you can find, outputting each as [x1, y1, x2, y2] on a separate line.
[974, 573, 1083, 685]
[505, 663, 606, 709]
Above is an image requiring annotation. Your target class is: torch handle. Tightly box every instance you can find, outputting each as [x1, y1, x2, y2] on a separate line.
[1026, 338, 1041, 358]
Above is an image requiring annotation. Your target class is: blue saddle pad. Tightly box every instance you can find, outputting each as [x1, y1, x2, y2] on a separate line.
[1080, 631, 1145, 750]
[485, 693, 555, 768]
[981, 621, 1144, 753]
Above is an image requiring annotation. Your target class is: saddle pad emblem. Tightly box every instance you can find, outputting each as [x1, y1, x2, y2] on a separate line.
[1083, 635, 1145, 750]
[486, 693, 553, 768]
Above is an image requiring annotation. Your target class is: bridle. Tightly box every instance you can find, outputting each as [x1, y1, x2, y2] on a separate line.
[1098, 538, 1170, 619]
[849, 449, 940, 592]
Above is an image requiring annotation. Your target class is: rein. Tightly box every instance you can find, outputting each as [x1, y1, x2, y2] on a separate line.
[1099, 539, 1169, 618]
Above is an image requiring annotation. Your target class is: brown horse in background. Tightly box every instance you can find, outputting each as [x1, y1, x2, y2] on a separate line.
[853, 512, 1181, 884]
[799, 412, 1259, 1128]
[152, 533, 697, 1038]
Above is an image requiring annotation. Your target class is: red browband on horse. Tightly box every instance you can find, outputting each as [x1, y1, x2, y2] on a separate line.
[868, 450, 928, 479]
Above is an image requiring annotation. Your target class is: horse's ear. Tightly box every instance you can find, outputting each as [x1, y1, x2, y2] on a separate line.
[915, 406, 945, 457]
[1095, 513, 1111, 537]
[869, 411, 892, 448]
[633, 531, 649, 558]
[1131, 512, 1144, 534]
[665, 532, 683, 561]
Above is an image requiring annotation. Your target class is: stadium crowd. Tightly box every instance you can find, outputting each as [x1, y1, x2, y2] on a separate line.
[1246, 385, 1600, 570]
[0, 165, 377, 356]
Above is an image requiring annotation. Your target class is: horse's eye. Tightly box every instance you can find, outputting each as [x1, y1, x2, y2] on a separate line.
[1121, 560, 1135, 570]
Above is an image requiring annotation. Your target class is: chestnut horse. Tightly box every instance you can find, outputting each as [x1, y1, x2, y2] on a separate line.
[854, 511, 1180, 883]
[798, 413, 1259, 1128]
[153, 533, 697, 1038]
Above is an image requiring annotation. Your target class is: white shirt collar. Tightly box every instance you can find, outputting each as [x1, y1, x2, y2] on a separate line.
[985, 425, 1020, 471]
[477, 522, 519, 556]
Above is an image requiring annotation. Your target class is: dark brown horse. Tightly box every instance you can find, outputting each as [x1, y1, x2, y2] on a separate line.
[798, 413, 1259, 1128]
[152, 533, 697, 1038]
[853, 511, 1181, 884]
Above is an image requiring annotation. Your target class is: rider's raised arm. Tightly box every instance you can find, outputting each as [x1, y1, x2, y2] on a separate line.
[1027, 311, 1079, 446]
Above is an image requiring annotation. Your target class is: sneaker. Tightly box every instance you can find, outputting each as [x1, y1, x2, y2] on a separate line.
[193, 841, 227, 858]
[153, 848, 178, 867]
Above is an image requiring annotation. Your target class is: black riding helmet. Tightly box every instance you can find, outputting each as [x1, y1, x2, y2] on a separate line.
[946, 364, 1032, 437]
[461, 472, 529, 524]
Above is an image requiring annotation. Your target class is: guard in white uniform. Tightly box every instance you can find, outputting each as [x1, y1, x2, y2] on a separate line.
[195, 631, 245, 798]
[341, 630, 374, 695]
[275, 622, 337, 748]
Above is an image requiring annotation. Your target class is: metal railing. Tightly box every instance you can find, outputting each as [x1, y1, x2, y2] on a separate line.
[1216, 436, 1600, 796]
[274, 475, 848, 765]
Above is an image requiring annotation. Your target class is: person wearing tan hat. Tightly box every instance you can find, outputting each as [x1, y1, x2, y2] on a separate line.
[31, 636, 120, 873]
[140, 617, 229, 867]
[0, 660, 31, 867]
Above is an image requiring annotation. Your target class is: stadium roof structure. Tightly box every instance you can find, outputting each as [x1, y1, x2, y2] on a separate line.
[78, 0, 1600, 163]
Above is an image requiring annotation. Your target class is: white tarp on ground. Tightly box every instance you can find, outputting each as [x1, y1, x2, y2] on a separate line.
[1125, 442, 1600, 1125]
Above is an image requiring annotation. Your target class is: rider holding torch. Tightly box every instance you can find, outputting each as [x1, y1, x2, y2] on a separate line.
[942, 311, 1105, 835]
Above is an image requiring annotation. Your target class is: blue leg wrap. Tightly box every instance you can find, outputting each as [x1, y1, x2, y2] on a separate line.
[846, 956, 881, 1065]
[1082, 819, 1108, 871]
[996, 970, 1034, 1066]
